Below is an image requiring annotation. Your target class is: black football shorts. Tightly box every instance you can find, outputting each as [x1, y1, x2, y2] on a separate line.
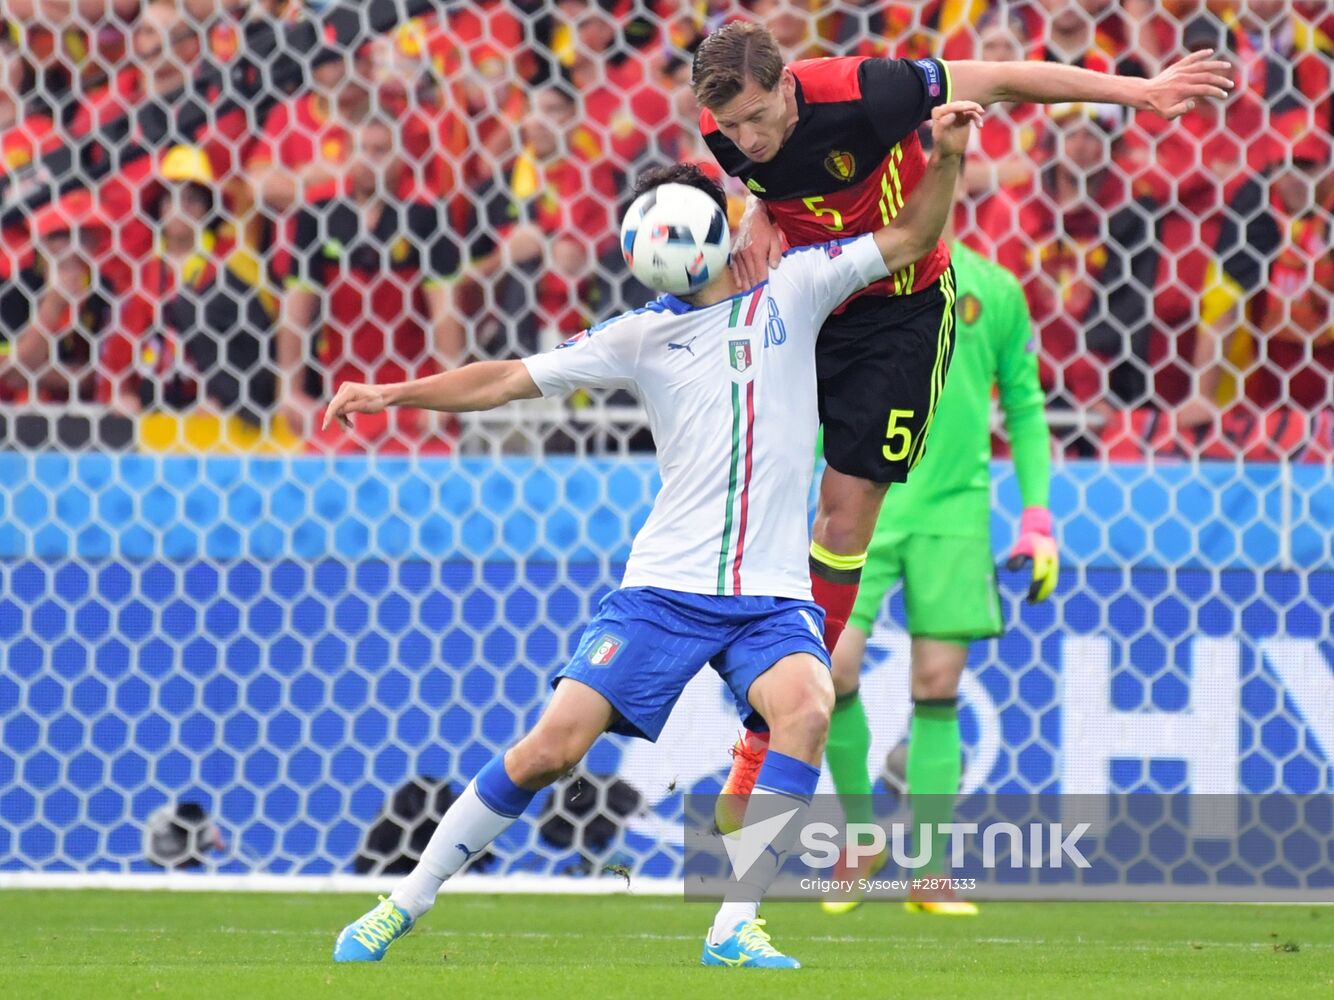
[816, 266, 957, 484]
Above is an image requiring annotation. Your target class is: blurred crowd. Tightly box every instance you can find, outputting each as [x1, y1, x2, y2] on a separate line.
[1, 0, 1332, 458]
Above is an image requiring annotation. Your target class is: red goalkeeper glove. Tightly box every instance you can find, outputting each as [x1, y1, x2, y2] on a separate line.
[1005, 506, 1058, 603]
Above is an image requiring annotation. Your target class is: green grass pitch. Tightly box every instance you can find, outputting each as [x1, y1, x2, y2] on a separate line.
[2, 890, 1329, 999]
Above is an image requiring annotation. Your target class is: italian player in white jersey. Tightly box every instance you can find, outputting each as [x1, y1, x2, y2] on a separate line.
[326, 101, 981, 971]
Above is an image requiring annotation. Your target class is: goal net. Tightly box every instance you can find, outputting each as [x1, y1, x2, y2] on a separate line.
[0, 1, 1329, 887]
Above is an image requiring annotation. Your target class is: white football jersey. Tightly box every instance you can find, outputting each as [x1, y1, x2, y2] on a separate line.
[523, 233, 889, 600]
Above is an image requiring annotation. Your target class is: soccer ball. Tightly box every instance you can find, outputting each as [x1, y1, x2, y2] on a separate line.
[620, 183, 730, 296]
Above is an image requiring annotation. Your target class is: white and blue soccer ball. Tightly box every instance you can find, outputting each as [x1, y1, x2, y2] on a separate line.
[620, 182, 730, 296]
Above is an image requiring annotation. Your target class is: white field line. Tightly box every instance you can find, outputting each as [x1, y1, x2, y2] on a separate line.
[3, 872, 1332, 905]
[0, 872, 674, 895]
[57, 926, 1334, 953]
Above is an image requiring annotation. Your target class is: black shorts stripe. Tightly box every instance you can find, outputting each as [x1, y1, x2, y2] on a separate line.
[906, 267, 957, 472]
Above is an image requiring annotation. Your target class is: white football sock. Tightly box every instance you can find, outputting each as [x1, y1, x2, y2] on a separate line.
[710, 902, 759, 944]
[709, 786, 804, 944]
[388, 780, 516, 919]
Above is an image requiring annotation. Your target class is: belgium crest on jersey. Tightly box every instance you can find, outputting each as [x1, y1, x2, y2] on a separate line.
[824, 150, 856, 181]
[729, 339, 753, 373]
[959, 292, 982, 326]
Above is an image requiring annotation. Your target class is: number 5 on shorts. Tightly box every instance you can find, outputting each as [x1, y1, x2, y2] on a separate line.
[883, 408, 915, 462]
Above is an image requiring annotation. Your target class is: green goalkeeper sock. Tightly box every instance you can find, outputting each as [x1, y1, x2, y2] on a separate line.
[825, 690, 874, 828]
[908, 697, 961, 876]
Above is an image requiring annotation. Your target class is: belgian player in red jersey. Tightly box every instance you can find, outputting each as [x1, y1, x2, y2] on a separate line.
[692, 21, 1233, 901]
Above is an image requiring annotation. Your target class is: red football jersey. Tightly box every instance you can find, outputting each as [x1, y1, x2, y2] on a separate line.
[702, 55, 952, 301]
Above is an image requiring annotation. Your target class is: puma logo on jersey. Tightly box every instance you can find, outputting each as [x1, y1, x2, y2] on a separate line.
[668, 336, 697, 356]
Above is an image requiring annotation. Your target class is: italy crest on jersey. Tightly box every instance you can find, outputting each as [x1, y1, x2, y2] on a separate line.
[728, 339, 753, 373]
[588, 634, 623, 666]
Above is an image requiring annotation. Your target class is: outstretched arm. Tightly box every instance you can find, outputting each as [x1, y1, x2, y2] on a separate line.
[874, 101, 980, 274]
[993, 274, 1057, 603]
[948, 49, 1232, 119]
[322, 361, 540, 430]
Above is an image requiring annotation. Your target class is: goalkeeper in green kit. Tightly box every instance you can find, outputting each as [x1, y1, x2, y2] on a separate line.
[821, 183, 1056, 917]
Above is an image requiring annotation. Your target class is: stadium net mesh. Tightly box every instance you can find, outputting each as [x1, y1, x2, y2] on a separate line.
[0, 1, 1330, 885]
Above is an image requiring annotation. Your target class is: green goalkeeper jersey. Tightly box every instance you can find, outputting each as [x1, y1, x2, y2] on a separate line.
[875, 241, 1050, 540]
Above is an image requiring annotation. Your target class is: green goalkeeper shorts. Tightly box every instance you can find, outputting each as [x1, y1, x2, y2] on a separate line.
[848, 533, 1003, 641]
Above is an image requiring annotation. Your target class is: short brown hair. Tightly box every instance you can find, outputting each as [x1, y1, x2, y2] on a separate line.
[691, 21, 784, 110]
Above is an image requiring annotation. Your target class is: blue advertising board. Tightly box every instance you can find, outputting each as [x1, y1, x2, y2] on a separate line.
[0, 455, 1329, 875]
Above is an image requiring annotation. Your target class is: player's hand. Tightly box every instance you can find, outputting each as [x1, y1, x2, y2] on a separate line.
[1141, 49, 1233, 119]
[929, 101, 985, 157]
[322, 381, 388, 431]
[730, 202, 782, 289]
[1005, 506, 1059, 603]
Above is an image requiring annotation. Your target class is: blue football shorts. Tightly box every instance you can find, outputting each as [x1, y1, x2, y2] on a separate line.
[553, 585, 829, 741]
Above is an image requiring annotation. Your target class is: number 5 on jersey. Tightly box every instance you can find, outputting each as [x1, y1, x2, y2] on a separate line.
[803, 195, 844, 232]
[883, 408, 915, 462]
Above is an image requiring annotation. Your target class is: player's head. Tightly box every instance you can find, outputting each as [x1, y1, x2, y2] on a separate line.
[692, 21, 796, 164]
[629, 164, 731, 298]
[632, 163, 728, 222]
